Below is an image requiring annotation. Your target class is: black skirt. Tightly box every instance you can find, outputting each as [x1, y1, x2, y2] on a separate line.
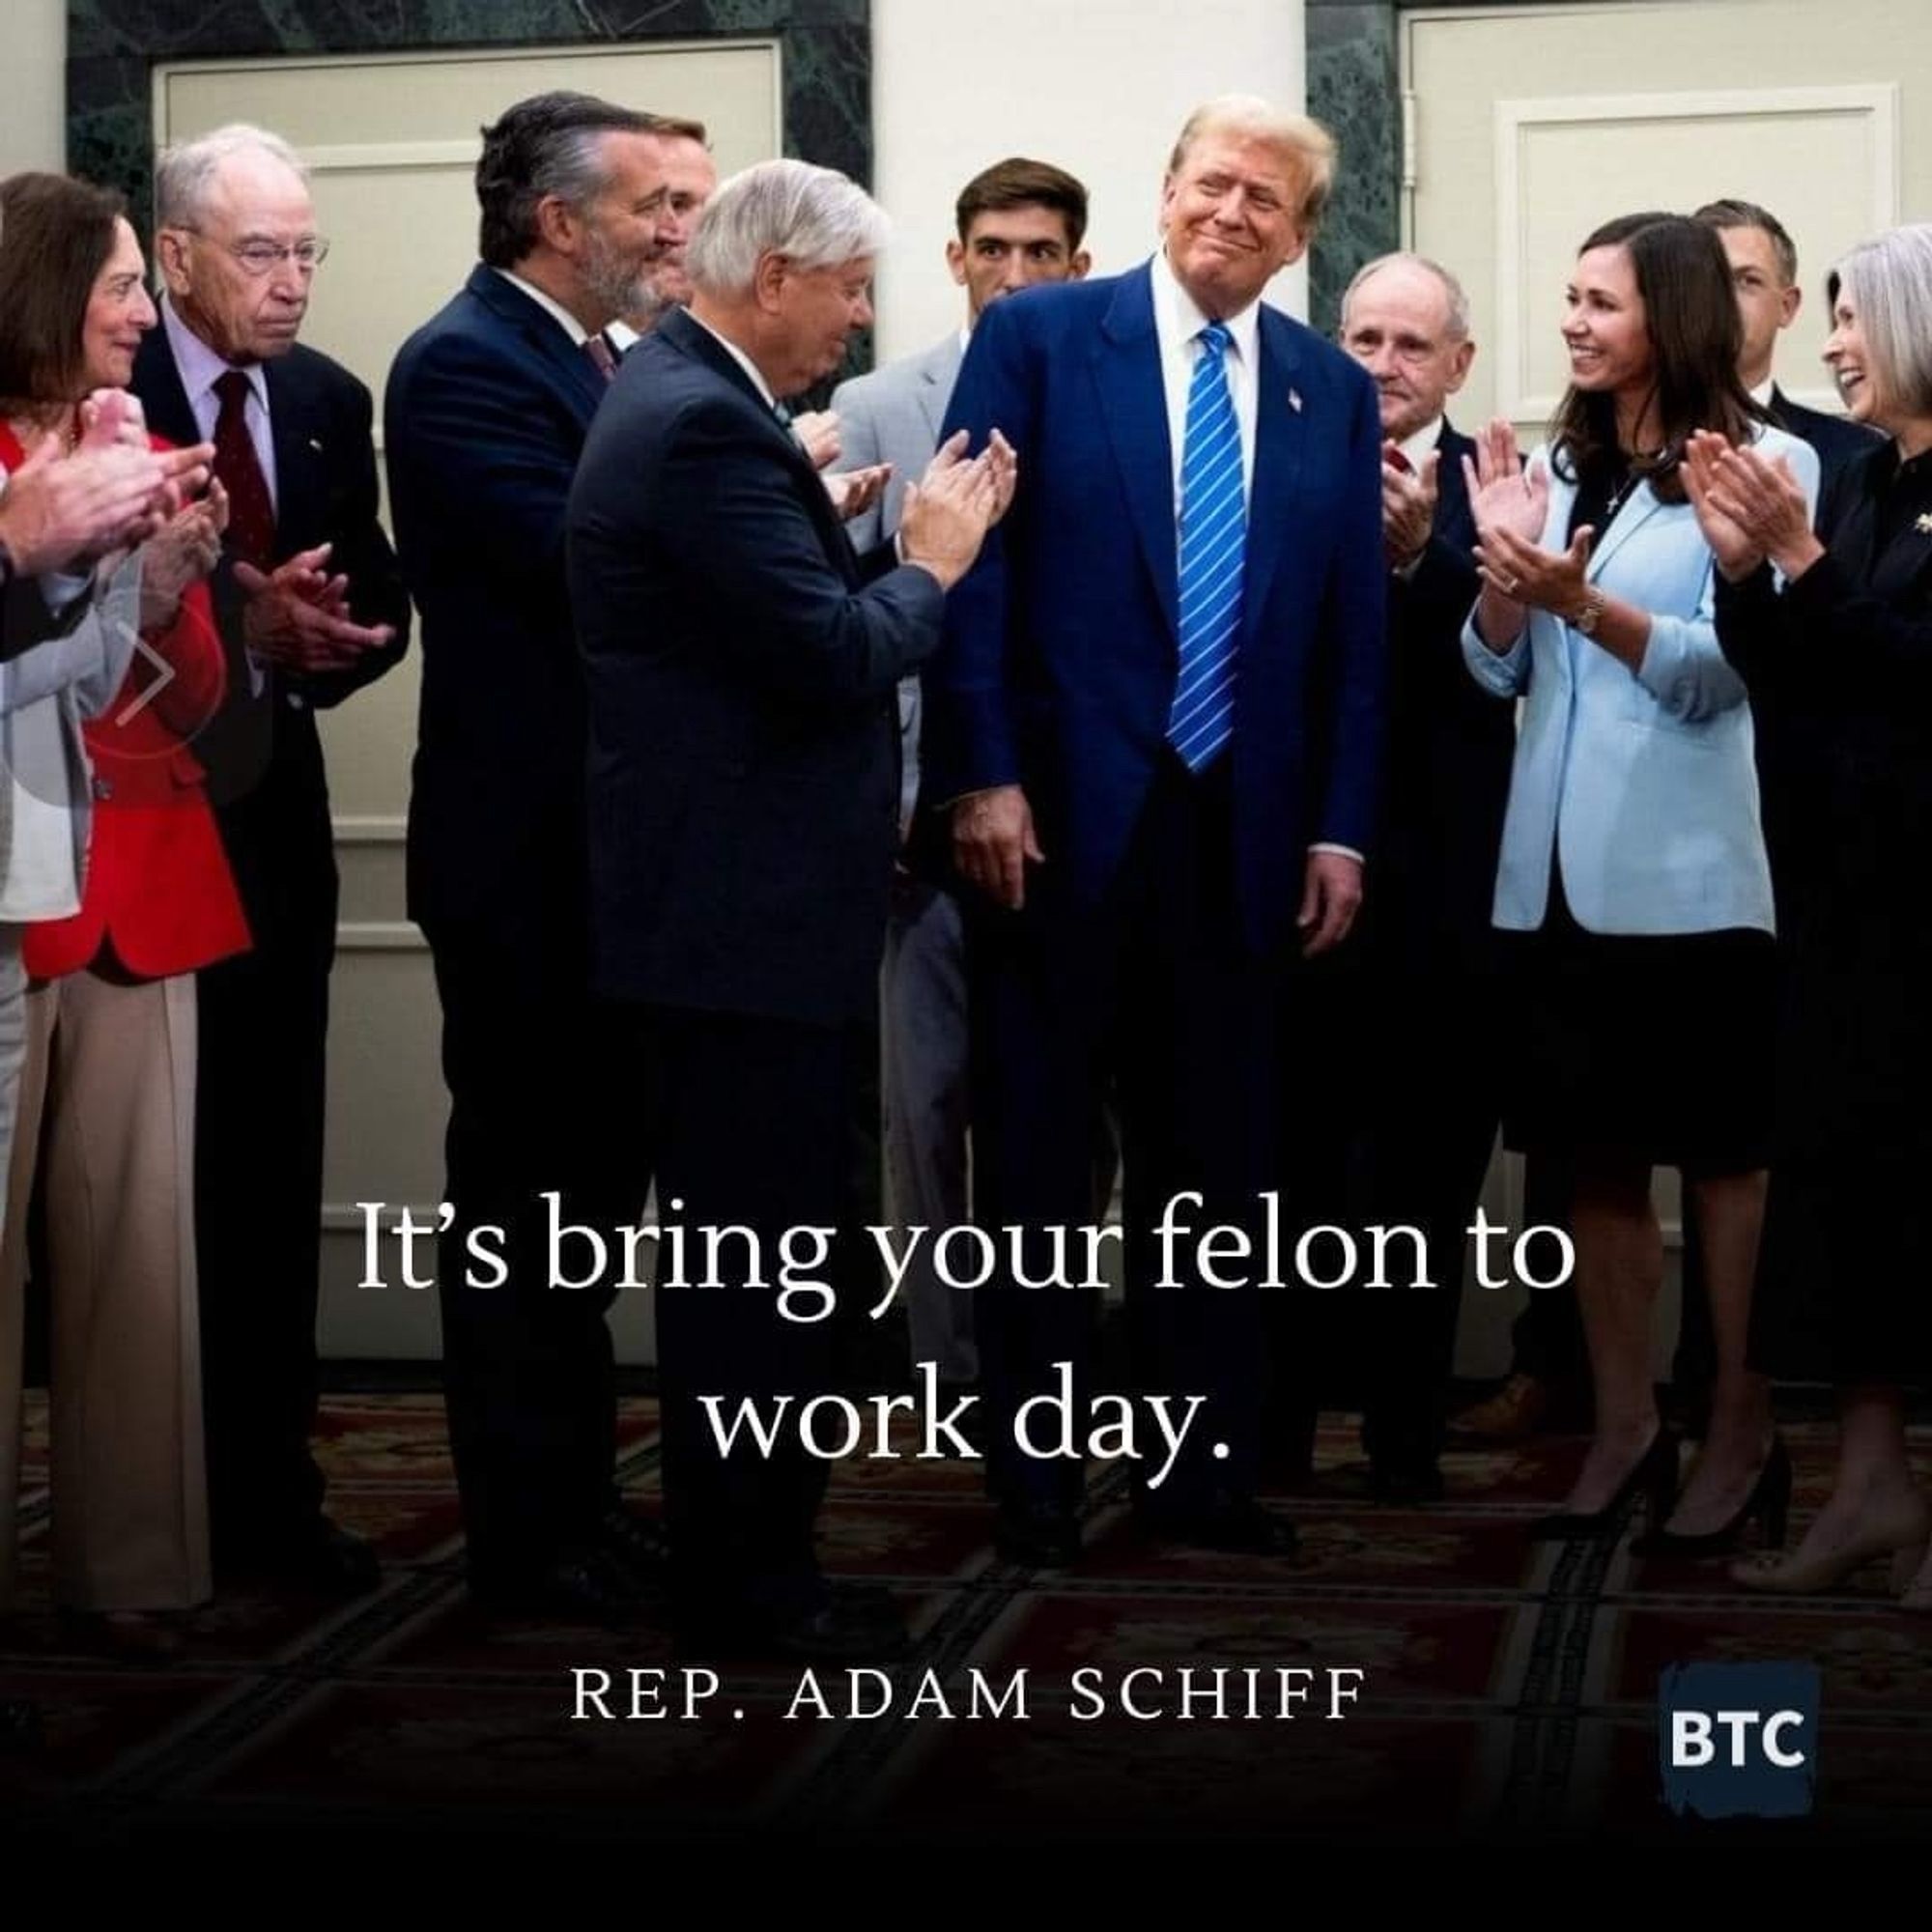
[1497, 864, 1776, 1176]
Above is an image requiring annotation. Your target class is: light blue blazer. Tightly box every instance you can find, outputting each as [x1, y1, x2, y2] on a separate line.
[1462, 426, 1817, 936]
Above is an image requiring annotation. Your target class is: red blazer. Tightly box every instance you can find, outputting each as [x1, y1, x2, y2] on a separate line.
[1, 424, 252, 980]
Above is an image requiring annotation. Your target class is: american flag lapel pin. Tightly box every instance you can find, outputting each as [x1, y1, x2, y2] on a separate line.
[1917, 511, 1932, 535]
[1288, 387, 1303, 414]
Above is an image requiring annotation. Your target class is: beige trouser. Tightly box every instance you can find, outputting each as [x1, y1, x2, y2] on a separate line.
[0, 966, 211, 1611]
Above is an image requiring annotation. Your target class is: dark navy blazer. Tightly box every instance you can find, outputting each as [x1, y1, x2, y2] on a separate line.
[924, 260, 1388, 956]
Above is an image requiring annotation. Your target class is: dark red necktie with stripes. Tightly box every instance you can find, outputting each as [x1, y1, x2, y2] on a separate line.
[213, 368, 276, 569]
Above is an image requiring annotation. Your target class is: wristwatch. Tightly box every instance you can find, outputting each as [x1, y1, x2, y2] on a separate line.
[1571, 583, 1607, 636]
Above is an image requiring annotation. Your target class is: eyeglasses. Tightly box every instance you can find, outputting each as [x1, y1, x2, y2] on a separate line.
[178, 230, 330, 276]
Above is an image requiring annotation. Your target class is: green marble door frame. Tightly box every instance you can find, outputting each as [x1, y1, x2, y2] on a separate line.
[67, 1, 871, 248]
[1308, 0, 1594, 335]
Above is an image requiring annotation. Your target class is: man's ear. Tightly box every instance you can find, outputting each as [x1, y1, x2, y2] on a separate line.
[155, 228, 193, 296]
[752, 248, 789, 314]
[1779, 282, 1803, 330]
[533, 193, 581, 257]
[946, 238, 968, 289]
[1446, 338, 1476, 395]
[1069, 249, 1092, 283]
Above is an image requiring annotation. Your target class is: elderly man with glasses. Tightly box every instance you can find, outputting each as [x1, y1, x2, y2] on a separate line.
[131, 121, 410, 1600]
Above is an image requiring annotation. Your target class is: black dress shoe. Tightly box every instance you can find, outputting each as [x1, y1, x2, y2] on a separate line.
[675, 1580, 908, 1662]
[993, 1500, 1082, 1568]
[597, 1503, 669, 1584]
[223, 1515, 382, 1598]
[471, 1548, 654, 1626]
[1140, 1497, 1298, 1556]
[1528, 1430, 1678, 1542]
[1369, 1461, 1446, 1506]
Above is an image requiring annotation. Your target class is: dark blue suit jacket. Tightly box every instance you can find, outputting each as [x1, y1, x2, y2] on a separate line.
[924, 260, 1387, 955]
[384, 265, 611, 941]
[569, 307, 946, 1026]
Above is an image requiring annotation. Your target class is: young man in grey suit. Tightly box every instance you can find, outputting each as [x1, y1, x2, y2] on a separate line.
[830, 158, 1089, 1391]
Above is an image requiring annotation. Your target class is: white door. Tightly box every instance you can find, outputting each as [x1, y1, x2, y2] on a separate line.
[155, 42, 782, 1360]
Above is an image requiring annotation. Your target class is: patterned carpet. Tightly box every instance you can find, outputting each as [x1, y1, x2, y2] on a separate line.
[3, 1391, 1928, 1851]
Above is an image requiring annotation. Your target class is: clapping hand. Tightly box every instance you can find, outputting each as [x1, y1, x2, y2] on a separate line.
[1694, 437, 1820, 580]
[825, 462, 892, 522]
[1683, 430, 1762, 581]
[138, 477, 229, 634]
[1383, 444, 1438, 569]
[790, 409, 841, 470]
[899, 430, 1012, 591]
[238, 541, 397, 675]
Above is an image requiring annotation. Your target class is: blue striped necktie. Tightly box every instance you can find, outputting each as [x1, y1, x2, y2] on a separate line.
[1168, 319, 1244, 771]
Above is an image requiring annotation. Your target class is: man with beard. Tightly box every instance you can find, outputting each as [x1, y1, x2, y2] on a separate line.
[385, 91, 682, 1620]
[609, 118, 717, 346]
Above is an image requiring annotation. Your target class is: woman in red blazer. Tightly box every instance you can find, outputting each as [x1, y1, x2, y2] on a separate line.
[0, 174, 247, 1660]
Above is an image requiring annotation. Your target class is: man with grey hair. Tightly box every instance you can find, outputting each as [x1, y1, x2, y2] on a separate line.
[385, 91, 693, 1623]
[570, 157, 1009, 1658]
[1316, 250, 1513, 1501]
[134, 121, 408, 1599]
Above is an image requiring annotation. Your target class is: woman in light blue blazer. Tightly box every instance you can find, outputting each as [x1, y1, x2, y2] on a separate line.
[1461, 213, 1817, 1552]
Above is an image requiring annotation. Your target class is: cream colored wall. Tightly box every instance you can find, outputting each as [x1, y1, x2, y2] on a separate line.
[868, 0, 1309, 359]
[1, 0, 65, 175]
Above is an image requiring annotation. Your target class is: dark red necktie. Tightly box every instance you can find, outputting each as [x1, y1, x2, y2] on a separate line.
[213, 368, 276, 569]
[1384, 443, 1413, 474]
[583, 334, 617, 384]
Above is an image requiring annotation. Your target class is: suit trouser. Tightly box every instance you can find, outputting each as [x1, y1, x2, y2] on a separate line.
[882, 875, 978, 1384]
[645, 1005, 868, 1624]
[195, 766, 335, 1548]
[969, 757, 1279, 1520]
[0, 967, 210, 1611]
[427, 916, 648, 1583]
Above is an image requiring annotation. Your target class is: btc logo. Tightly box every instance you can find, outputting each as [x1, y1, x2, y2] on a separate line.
[1659, 1662, 1819, 1819]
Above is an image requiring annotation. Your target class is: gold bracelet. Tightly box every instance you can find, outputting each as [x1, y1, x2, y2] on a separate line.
[1571, 583, 1607, 636]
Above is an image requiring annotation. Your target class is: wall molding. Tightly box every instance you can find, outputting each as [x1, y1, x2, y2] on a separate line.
[1494, 81, 1899, 422]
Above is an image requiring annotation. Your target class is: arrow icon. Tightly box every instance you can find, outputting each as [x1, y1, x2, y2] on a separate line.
[115, 636, 176, 726]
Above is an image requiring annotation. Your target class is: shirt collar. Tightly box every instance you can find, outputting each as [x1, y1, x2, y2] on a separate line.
[683, 309, 780, 412]
[1151, 244, 1262, 367]
[1398, 415, 1445, 472]
[162, 294, 268, 415]
[495, 268, 590, 348]
[1748, 376, 1776, 410]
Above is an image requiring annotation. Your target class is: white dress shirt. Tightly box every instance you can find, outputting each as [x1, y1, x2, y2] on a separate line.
[1150, 245, 1261, 510]
[161, 296, 277, 515]
[682, 310, 781, 412]
[495, 269, 590, 349]
[1149, 251, 1359, 865]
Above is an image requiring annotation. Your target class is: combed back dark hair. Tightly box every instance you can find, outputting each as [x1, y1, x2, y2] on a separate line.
[954, 156, 1090, 251]
[0, 172, 127, 407]
[1550, 211, 1760, 504]
[1695, 197, 1798, 287]
[475, 92, 698, 269]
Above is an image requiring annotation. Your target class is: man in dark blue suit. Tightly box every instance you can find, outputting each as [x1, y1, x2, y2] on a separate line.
[1330, 252, 1514, 1500]
[134, 124, 409, 1594]
[385, 92, 692, 1619]
[569, 159, 1006, 1657]
[1698, 198, 1882, 496]
[927, 97, 1387, 1563]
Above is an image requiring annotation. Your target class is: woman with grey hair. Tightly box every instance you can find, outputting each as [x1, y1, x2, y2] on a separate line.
[1688, 219, 1932, 1605]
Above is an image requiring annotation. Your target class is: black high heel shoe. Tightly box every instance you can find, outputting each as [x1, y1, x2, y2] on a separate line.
[1631, 1435, 1791, 1559]
[1528, 1429, 1678, 1541]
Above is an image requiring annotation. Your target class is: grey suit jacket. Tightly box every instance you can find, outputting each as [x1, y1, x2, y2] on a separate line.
[0, 555, 141, 910]
[832, 331, 965, 827]
[832, 331, 965, 552]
